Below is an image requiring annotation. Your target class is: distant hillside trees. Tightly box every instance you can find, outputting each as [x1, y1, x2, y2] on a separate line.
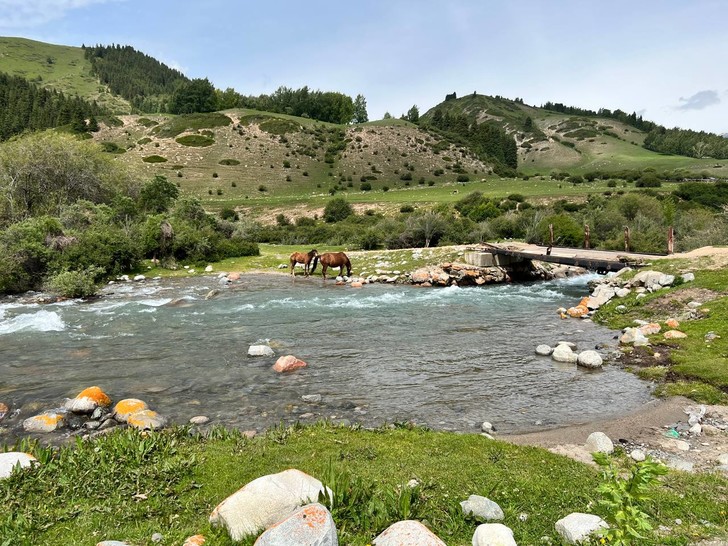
[403, 105, 419, 123]
[541, 101, 656, 133]
[169, 78, 218, 114]
[644, 127, 728, 159]
[427, 108, 518, 170]
[84, 44, 188, 112]
[0, 72, 104, 141]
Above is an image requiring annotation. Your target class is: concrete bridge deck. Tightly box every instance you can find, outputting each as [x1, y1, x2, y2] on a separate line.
[468, 243, 663, 273]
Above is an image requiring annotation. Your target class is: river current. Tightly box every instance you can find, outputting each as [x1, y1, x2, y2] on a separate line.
[0, 274, 653, 442]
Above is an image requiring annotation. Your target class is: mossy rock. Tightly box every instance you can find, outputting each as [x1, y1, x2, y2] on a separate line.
[218, 159, 240, 166]
[142, 155, 168, 163]
[175, 135, 215, 147]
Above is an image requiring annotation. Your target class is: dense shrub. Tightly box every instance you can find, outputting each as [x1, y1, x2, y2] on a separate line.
[44, 266, 103, 298]
[323, 197, 354, 223]
[175, 135, 215, 147]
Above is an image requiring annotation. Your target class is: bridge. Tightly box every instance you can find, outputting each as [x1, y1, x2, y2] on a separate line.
[465, 243, 661, 274]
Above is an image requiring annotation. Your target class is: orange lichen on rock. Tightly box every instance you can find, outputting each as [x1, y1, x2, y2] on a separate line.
[665, 318, 680, 329]
[182, 535, 206, 546]
[76, 386, 111, 407]
[127, 409, 166, 430]
[639, 323, 661, 336]
[301, 503, 328, 528]
[114, 398, 149, 422]
[664, 330, 688, 339]
[567, 305, 588, 318]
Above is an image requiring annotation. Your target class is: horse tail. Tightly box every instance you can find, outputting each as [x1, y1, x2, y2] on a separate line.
[311, 255, 319, 274]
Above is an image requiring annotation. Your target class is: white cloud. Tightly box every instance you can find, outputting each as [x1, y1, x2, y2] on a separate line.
[676, 90, 721, 111]
[0, 0, 121, 28]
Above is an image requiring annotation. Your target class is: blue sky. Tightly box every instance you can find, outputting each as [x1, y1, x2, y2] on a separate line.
[1, 0, 727, 133]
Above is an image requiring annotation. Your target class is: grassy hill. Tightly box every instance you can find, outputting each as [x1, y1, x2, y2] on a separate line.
[423, 94, 728, 177]
[0, 37, 131, 112]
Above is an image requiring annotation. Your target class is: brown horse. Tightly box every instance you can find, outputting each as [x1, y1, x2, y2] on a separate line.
[289, 249, 318, 277]
[311, 252, 352, 280]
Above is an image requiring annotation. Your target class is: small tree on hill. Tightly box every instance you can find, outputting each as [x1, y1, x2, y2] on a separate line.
[323, 197, 353, 223]
[406, 105, 420, 123]
[353, 94, 369, 123]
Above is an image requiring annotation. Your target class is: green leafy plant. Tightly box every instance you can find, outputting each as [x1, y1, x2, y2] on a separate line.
[592, 452, 668, 545]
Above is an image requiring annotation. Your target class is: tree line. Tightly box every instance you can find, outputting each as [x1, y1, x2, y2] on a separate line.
[84, 44, 189, 113]
[643, 127, 728, 159]
[541, 101, 657, 133]
[426, 108, 518, 171]
[0, 72, 104, 141]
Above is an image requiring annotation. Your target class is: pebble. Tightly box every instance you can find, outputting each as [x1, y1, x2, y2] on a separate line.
[190, 416, 210, 425]
[630, 449, 646, 462]
[152, 533, 163, 543]
[302, 394, 322, 403]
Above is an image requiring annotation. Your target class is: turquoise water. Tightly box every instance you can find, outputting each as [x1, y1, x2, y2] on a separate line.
[0, 274, 652, 441]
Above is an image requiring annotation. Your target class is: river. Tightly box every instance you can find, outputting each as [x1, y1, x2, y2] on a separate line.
[0, 273, 653, 443]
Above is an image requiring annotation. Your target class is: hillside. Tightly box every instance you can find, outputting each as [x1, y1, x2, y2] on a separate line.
[92, 110, 494, 207]
[0, 37, 131, 113]
[423, 94, 728, 177]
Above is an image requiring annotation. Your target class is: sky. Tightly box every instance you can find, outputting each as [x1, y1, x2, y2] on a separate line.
[1, 0, 727, 133]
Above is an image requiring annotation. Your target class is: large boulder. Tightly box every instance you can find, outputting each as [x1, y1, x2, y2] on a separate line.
[65, 386, 112, 414]
[113, 399, 149, 423]
[664, 330, 687, 340]
[472, 523, 517, 546]
[0, 452, 37, 479]
[410, 266, 451, 286]
[552, 343, 578, 364]
[629, 270, 664, 290]
[272, 355, 307, 373]
[460, 495, 504, 521]
[577, 350, 603, 369]
[209, 469, 328, 541]
[23, 411, 65, 432]
[555, 513, 608, 544]
[254, 503, 337, 546]
[586, 285, 616, 310]
[372, 520, 445, 546]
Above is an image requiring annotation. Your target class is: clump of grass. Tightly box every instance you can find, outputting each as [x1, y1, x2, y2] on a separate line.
[176, 135, 215, 147]
[218, 159, 240, 166]
[142, 155, 168, 163]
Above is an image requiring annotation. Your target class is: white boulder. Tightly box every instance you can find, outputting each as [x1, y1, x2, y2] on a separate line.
[577, 350, 603, 369]
[472, 523, 517, 546]
[552, 343, 578, 364]
[555, 513, 608, 544]
[373, 520, 445, 546]
[248, 345, 275, 357]
[460, 495, 504, 521]
[620, 327, 649, 346]
[0, 452, 37, 479]
[209, 469, 328, 541]
[585, 432, 614, 454]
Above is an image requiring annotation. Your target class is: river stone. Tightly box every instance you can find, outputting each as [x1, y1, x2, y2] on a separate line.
[248, 344, 275, 357]
[205, 265, 213, 272]
[665, 318, 680, 329]
[630, 449, 646, 462]
[372, 520, 445, 546]
[587, 285, 615, 309]
[190, 415, 210, 425]
[552, 344, 578, 364]
[460, 495, 504, 521]
[182, 536, 206, 546]
[65, 386, 112, 414]
[481, 421, 495, 433]
[585, 432, 614, 454]
[0, 402, 8, 421]
[302, 394, 322, 403]
[555, 513, 608, 544]
[133, 274, 146, 282]
[472, 523, 517, 546]
[557, 341, 577, 349]
[664, 330, 687, 340]
[23, 411, 65, 432]
[577, 350, 603, 369]
[272, 355, 307, 373]
[127, 410, 167, 431]
[620, 327, 649, 346]
[615, 287, 631, 298]
[254, 503, 337, 546]
[535, 344, 553, 356]
[639, 323, 661, 336]
[0, 452, 37, 479]
[114, 399, 149, 422]
[209, 468, 329, 541]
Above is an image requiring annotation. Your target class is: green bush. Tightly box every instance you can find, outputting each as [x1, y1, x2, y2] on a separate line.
[137, 137, 152, 145]
[218, 159, 240, 166]
[456, 174, 470, 183]
[323, 197, 354, 223]
[100, 142, 126, 154]
[360, 182, 372, 191]
[44, 267, 103, 298]
[175, 135, 215, 147]
[535, 214, 583, 247]
[142, 155, 168, 163]
[220, 208, 239, 221]
[400, 205, 415, 213]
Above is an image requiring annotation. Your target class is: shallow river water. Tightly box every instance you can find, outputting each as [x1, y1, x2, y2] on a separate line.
[0, 274, 653, 441]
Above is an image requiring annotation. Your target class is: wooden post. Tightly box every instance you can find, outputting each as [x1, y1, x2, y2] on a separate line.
[624, 226, 631, 252]
[549, 223, 554, 247]
[667, 226, 674, 255]
[584, 224, 590, 249]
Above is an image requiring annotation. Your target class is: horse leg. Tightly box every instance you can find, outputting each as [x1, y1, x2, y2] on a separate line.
[304, 261, 309, 277]
[322, 264, 327, 280]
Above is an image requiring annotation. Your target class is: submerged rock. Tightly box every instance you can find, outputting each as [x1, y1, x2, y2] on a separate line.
[272, 355, 307, 373]
[23, 411, 66, 432]
[248, 345, 275, 357]
[552, 343, 578, 364]
[577, 350, 603, 369]
[535, 344, 553, 356]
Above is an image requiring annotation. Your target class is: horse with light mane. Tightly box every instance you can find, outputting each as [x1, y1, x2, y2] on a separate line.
[289, 249, 318, 277]
[311, 252, 352, 280]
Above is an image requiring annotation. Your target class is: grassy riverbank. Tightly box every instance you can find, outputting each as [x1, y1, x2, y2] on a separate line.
[593, 253, 728, 405]
[3, 423, 727, 545]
